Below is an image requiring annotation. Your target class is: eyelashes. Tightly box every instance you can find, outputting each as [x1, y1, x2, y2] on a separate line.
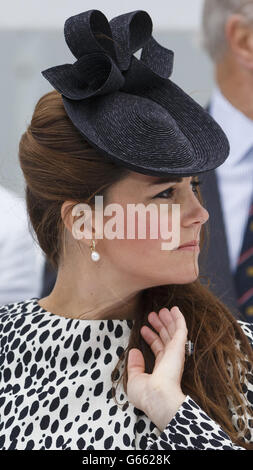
[153, 180, 202, 200]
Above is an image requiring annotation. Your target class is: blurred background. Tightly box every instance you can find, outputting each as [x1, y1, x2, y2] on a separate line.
[0, 0, 211, 198]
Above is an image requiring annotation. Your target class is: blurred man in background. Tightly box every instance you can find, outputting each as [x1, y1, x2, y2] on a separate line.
[199, 0, 253, 321]
[0, 184, 45, 305]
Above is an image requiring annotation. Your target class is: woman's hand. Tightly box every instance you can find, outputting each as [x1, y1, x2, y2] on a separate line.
[126, 306, 188, 431]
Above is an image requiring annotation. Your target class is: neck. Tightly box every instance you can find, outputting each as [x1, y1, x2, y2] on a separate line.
[215, 55, 253, 120]
[38, 261, 144, 321]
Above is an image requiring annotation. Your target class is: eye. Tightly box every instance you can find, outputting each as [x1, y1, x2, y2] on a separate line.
[153, 180, 202, 199]
[191, 180, 202, 195]
[153, 187, 176, 199]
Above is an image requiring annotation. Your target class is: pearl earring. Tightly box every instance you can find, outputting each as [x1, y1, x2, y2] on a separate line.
[90, 239, 100, 262]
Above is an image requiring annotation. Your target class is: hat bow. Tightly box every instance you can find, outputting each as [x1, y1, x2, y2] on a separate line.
[41, 9, 174, 101]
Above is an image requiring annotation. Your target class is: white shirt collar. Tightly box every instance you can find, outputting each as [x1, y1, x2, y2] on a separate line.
[209, 86, 253, 166]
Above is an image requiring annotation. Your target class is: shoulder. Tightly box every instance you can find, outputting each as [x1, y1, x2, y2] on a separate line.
[0, 185, 25, 212]
[236, 320, 253, 348]
[0, 298, 41, 321]
[0, 185, 28, 237]
[0, 184, 18, 201]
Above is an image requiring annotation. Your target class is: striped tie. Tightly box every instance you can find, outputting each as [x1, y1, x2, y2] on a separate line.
[233, 193, 253, 321]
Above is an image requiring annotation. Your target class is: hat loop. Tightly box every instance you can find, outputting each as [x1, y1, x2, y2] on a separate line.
[41, 9, 174, 101]
[64, 9, 117, 62]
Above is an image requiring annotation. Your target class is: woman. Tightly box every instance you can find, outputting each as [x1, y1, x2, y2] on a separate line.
[0, 9, 253, 450]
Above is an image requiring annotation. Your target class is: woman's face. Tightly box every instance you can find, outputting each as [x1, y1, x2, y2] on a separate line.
[98, 171, 209, 288]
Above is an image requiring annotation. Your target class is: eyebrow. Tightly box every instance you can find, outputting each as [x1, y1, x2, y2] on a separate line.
[150, 176, 190, 186]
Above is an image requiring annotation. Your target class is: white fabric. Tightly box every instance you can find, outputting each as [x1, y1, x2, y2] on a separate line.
[209, 86, 253, 273]
[0, 297, 252, 450]
[0, 185, 45, 305]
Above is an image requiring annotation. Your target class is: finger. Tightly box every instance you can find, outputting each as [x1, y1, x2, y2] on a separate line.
[140, 325, 164, 358]
[158, 307, 176, 338]
[147, 311, 171, 344]
[158, 307, 187, 356]
[168, 307, 188, 349]
[127, 348, 145, 382]
[172, 327, 189, 358]
[170, 306, 188, 335]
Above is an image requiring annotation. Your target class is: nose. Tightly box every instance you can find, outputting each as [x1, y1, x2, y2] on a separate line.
[183, 191, 209, 227]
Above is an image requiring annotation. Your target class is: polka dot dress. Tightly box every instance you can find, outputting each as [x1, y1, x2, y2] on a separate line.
[0, 298, 252, 450]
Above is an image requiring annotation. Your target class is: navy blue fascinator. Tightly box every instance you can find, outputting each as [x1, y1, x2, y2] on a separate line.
[41, 9, 230, 176]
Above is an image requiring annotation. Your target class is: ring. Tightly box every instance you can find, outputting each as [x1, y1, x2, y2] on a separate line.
[185, 340, 194, 356]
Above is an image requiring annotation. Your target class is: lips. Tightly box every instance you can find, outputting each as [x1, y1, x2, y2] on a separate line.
[178, 240, 199, 248]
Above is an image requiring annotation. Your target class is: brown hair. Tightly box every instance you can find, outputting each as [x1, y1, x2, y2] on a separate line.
[19, 89, 253, 449]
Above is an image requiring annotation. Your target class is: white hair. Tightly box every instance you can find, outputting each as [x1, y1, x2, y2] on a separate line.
[201, 0, 253, 62]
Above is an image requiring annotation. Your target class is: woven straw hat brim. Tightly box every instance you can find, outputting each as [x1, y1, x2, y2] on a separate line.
[62, 79, 229, 177]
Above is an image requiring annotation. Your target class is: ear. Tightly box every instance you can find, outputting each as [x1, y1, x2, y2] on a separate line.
[61, 200, 96, 249]
[225, 14, 253, 69]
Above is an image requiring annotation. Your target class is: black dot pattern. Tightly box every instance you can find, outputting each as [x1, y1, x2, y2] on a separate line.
[0, 298, 252, 450]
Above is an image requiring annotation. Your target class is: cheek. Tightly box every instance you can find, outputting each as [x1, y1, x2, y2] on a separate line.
[122, 208, 174, 240]
[106, 210, 174, 260]
[102, 209, 199, 283]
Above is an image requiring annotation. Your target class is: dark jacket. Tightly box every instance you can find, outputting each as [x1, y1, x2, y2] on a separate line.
[197, 168, 240, 318]
[197, 103, 239, 318]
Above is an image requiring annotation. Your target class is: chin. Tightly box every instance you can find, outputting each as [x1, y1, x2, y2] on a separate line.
[174, 271, 199, 284]
[156, 272, 199, 286]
